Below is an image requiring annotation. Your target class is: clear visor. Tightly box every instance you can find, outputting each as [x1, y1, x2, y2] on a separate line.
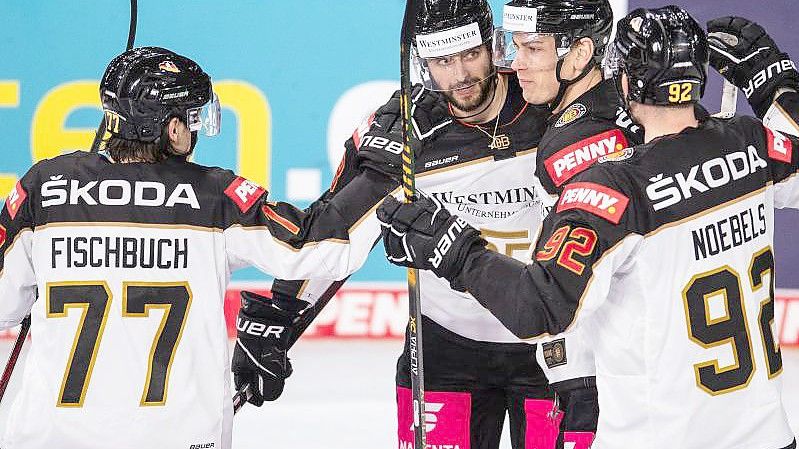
[411, 44, 496, 92]
[186, 91, 221, 137]
[492, 29, 572, 69]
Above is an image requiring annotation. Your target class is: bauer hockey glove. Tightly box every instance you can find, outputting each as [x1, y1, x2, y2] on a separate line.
[232, 291, 308, 406]
[707, 16, 799, 117]
[356, 84, 452, 179]
[377, 194, 485, 280]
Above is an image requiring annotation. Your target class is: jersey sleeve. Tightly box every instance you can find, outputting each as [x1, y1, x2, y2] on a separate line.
[759, 92, 799, 208]
[535, 121, 635, 197]
[222, 160, 395, 281]
[267, 166, 394, 306]
[449, 168, 642, 339]
[268, 98, 413, 305]
[0, 168, 39, 329]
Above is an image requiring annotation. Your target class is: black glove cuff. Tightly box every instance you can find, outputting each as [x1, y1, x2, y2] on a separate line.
[433, 227, 487, 280]
[748, 53, 799, 118]
[447, 243, 489, 292]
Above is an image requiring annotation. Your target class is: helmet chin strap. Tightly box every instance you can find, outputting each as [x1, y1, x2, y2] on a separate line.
[550, 57, 596, 112]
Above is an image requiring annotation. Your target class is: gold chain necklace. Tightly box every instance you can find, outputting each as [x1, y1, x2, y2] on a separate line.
[474, 113, 510, 150]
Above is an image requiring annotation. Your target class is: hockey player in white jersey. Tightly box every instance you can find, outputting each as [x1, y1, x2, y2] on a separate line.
[239, 1, 587, 447]
[378, 6, 799, 448]
[0, 47, 365, 449]
[493, 1, 642, 444]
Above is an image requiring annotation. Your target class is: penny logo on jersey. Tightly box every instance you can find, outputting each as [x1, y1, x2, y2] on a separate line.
[764, 125, 793, 163]
[6, 181, 27, 220]
[224, 176, 266, 213]
[544, 129, 629, 187]
[557, 182, 629, 224]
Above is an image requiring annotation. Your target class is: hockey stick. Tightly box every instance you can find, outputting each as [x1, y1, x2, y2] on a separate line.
[231, 278, 347, 414]
[400, 0, 427, 447]
[0, 315, 31, 404]
[713, 80, 738, 119]
[90, 0, 138, 153]
[232, 383, 252, 414]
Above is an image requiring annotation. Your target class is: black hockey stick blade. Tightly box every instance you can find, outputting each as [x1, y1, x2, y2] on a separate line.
[90, 0, 138, 153]
[0, 315, 31, 403]
[400, 0, 427, 447]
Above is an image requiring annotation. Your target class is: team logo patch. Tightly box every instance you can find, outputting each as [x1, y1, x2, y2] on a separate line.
[554, 103, 587, 128]
[0, 226, 5, 247]
[224, 176, 266, 213]
[598, 147, 635, 164]
[158, 60, 181, 73]
[541, 338, 567, 368]
[5, 181, 27, 220]
[764, 125, 793, 163]
[544, 129, 629, 187]
[557, 181, 629, 224]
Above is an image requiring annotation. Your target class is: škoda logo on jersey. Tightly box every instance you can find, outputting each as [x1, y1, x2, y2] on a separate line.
[41, 178, 200, 209]
[557, 182, 629, 224]
[544, 129, 629, 187]
[224, 176, 266, 213]
[764, 125, 793, 163]
[646, 147, 768, 211]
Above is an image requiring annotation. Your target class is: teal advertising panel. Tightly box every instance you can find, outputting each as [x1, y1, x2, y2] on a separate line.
[0, 1, 631, 283]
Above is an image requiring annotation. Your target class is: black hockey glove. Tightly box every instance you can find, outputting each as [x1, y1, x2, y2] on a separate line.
[232, 291, 309, 406]
[377, 194, 486, 280]
[357, 85, 452, 179]
[707, 16, 799, 118]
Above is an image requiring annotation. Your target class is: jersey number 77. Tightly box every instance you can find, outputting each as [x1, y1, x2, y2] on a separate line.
[46, 281, 191, 407]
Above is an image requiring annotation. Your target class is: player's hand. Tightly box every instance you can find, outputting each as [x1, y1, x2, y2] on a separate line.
[707, 16, 799, 117]
[356, 85, 451, 179]
[231, 291, 307, 406]
[377, 194, 485, 279]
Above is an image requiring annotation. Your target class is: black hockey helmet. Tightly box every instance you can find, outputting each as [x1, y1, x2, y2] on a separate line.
[99, 46, 220, 143]
[493, 0, 613, 108]
[415, 0, 494, 44]
[412, 0, 497, 91]
[608, 5, 708, 106]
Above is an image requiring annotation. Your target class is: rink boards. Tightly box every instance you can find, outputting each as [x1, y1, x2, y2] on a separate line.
[5, 283, 799, 345]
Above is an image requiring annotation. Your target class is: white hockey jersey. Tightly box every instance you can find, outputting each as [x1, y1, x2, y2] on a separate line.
[448, 98, 799, 449]
[0, 152, 362, 449]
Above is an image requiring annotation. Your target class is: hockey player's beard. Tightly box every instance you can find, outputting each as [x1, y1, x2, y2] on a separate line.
[442, 75, 495, 113]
